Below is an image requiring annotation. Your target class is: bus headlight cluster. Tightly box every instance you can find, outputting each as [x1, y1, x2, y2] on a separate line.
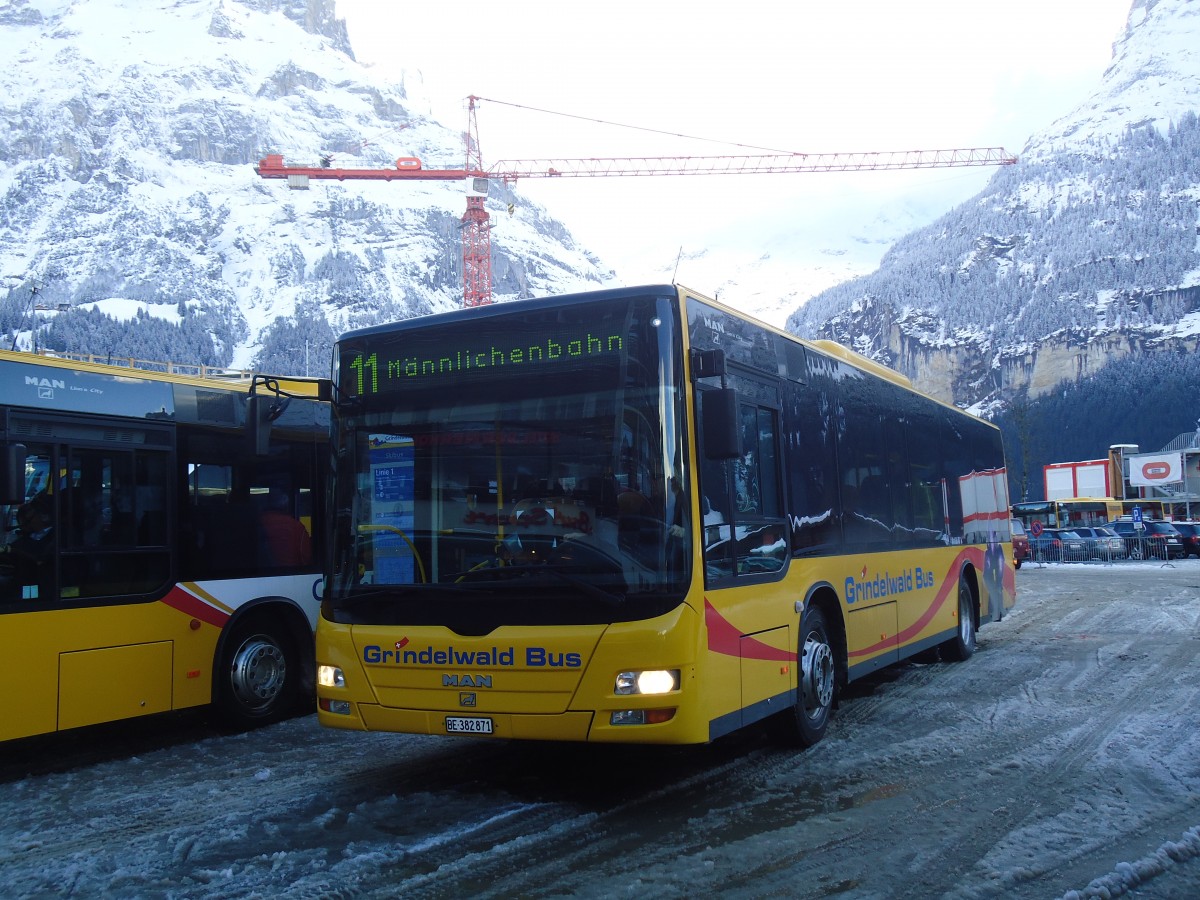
[614, 669, 679, 695]
[317, 665, 344, 688]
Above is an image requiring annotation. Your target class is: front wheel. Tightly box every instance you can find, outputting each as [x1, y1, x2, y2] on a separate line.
[216, 620, 301, 729]
[940, 572, 977, 662]
[776, 604, 836, 747]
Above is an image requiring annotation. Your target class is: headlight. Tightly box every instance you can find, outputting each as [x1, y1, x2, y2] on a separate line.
[614, 669, 679, 695]
[317, 665, 344, 688]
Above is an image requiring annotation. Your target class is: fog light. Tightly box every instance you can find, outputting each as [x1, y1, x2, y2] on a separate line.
[610, 708, 676, 726]
[317, 665, 344, 688]
[319, 698, 352, 715]
[611, 709, 645, 725]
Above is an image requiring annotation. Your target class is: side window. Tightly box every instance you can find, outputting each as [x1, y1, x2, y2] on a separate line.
[905, 406, 947, 544]
[58, 444, 171, 601]
[699, 375, 786, 582]
[884, 416, 914, 543]
[784, 371, 841, 554]
[180, 431, 317, 580]
[0, 444, 57, 605]
[839, 405, 887, 548]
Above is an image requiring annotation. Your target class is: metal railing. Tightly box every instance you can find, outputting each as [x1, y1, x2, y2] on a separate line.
[32, 349, 254, 381]
[1027, 536, 1191, 565]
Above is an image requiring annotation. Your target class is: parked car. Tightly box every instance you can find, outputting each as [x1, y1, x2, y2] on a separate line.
[1010, 519, 1031, 569]
[1071, 526, 1127, 560]
[1170, 521, 1200, 558]
[1029, 528, 1088, 562]
[1107, 519, 1186, 560]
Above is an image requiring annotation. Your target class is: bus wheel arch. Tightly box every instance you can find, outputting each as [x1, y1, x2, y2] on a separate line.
[775, 585, 843, 748]
[214, 598, 314, 730]
[940, 565, 979, 662]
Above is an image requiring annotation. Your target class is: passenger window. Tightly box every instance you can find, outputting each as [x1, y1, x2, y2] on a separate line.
[700, 378, 787, 582]
[180, 433, 317, 579]
[58, 445, 171, 600]
[0, 445, 57, 605]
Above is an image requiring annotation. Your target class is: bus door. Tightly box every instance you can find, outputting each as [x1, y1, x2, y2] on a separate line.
[1, 442, 56, 604]
[695, 370, 791, 733]
[1, 419, 175, 739]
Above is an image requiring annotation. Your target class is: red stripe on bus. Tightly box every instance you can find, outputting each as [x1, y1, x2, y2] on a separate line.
[706, 546, 1009, 664]
[704, 599, 796, 662]
[848, 548, 983, 659]
[160, 585, 230, 628]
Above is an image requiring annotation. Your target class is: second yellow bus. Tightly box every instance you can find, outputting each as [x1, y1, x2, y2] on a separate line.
[315, 285, 1016, 745]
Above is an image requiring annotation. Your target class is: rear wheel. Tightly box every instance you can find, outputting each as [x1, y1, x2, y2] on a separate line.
[776, 604, 836, 747]
[940, 573, 977, 662]
[217, 619, 301, 729]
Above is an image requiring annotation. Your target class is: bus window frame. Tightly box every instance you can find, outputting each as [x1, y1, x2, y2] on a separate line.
[698, 366, 790, 586]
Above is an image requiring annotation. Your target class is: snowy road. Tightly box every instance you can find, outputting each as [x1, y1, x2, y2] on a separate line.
[3, 563, 1200, 899]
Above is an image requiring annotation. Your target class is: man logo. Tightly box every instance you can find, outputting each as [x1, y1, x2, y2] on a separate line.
[443, 673, 492, 688]
[459, 693, 477, 707]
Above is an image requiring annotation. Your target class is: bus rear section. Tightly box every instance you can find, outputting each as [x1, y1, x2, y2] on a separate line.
[0, 351, 328, 742]
[316, 285, 1015, 746]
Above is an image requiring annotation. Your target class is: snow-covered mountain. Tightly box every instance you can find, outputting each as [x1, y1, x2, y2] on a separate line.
[3, 0, 1197, 414]
[0, 0, 616, 372]
[786, 0, 1200, 414]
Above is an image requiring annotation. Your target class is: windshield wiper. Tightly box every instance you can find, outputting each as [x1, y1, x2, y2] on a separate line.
[485, 564, 626, 605]
[442, 563, 624, 605]
[331, 586, 422, 604]
[335, 583, 479, 603]
[536, 565, 626, 606]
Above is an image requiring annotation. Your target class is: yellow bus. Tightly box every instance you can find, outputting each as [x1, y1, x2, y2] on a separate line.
[0, 349, 328, 742]
[1011, 497, 1166, 529]
[316, 285, 1015, 746]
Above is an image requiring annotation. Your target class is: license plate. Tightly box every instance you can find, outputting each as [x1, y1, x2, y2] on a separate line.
[445, 716, 493, 734]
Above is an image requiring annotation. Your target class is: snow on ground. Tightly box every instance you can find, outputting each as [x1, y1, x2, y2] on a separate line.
[2, 562, 1200, 898]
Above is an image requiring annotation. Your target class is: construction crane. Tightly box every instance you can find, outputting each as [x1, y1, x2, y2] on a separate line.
[256, 97, 1018, 307]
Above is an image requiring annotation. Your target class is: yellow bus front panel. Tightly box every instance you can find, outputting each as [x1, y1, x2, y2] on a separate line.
[319, 603, 717, 744]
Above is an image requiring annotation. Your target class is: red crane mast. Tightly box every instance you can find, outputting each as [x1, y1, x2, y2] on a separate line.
[255, 96, 1017, 307]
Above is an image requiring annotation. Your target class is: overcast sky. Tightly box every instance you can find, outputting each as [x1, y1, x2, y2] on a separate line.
[333, 0, 1133, 283]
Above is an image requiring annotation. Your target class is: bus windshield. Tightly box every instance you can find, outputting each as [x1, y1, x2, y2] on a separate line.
[328, 293, 690, 630]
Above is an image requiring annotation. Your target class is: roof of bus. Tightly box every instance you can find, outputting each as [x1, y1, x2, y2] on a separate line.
[336, 283, 994, 423]
[337, 282, 914, 383]
[336, 284, 682, 342]
[0, 348, 325, 397]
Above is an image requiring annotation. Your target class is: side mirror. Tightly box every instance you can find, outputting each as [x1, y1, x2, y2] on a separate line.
[248, 394, 290, 457]
[690, 348, 726, 381]
[701, 389, 742, 460]
[1, 443, 27, 505]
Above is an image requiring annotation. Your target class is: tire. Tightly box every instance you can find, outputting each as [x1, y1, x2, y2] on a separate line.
[216, 618, 301, 729]
[940, 572, 977, 662]
[777, 604, 836, 747]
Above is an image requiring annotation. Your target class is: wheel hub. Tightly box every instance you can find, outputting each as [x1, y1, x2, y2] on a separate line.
[801, 635, 835, 711]
[229, 637, 287, 709]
